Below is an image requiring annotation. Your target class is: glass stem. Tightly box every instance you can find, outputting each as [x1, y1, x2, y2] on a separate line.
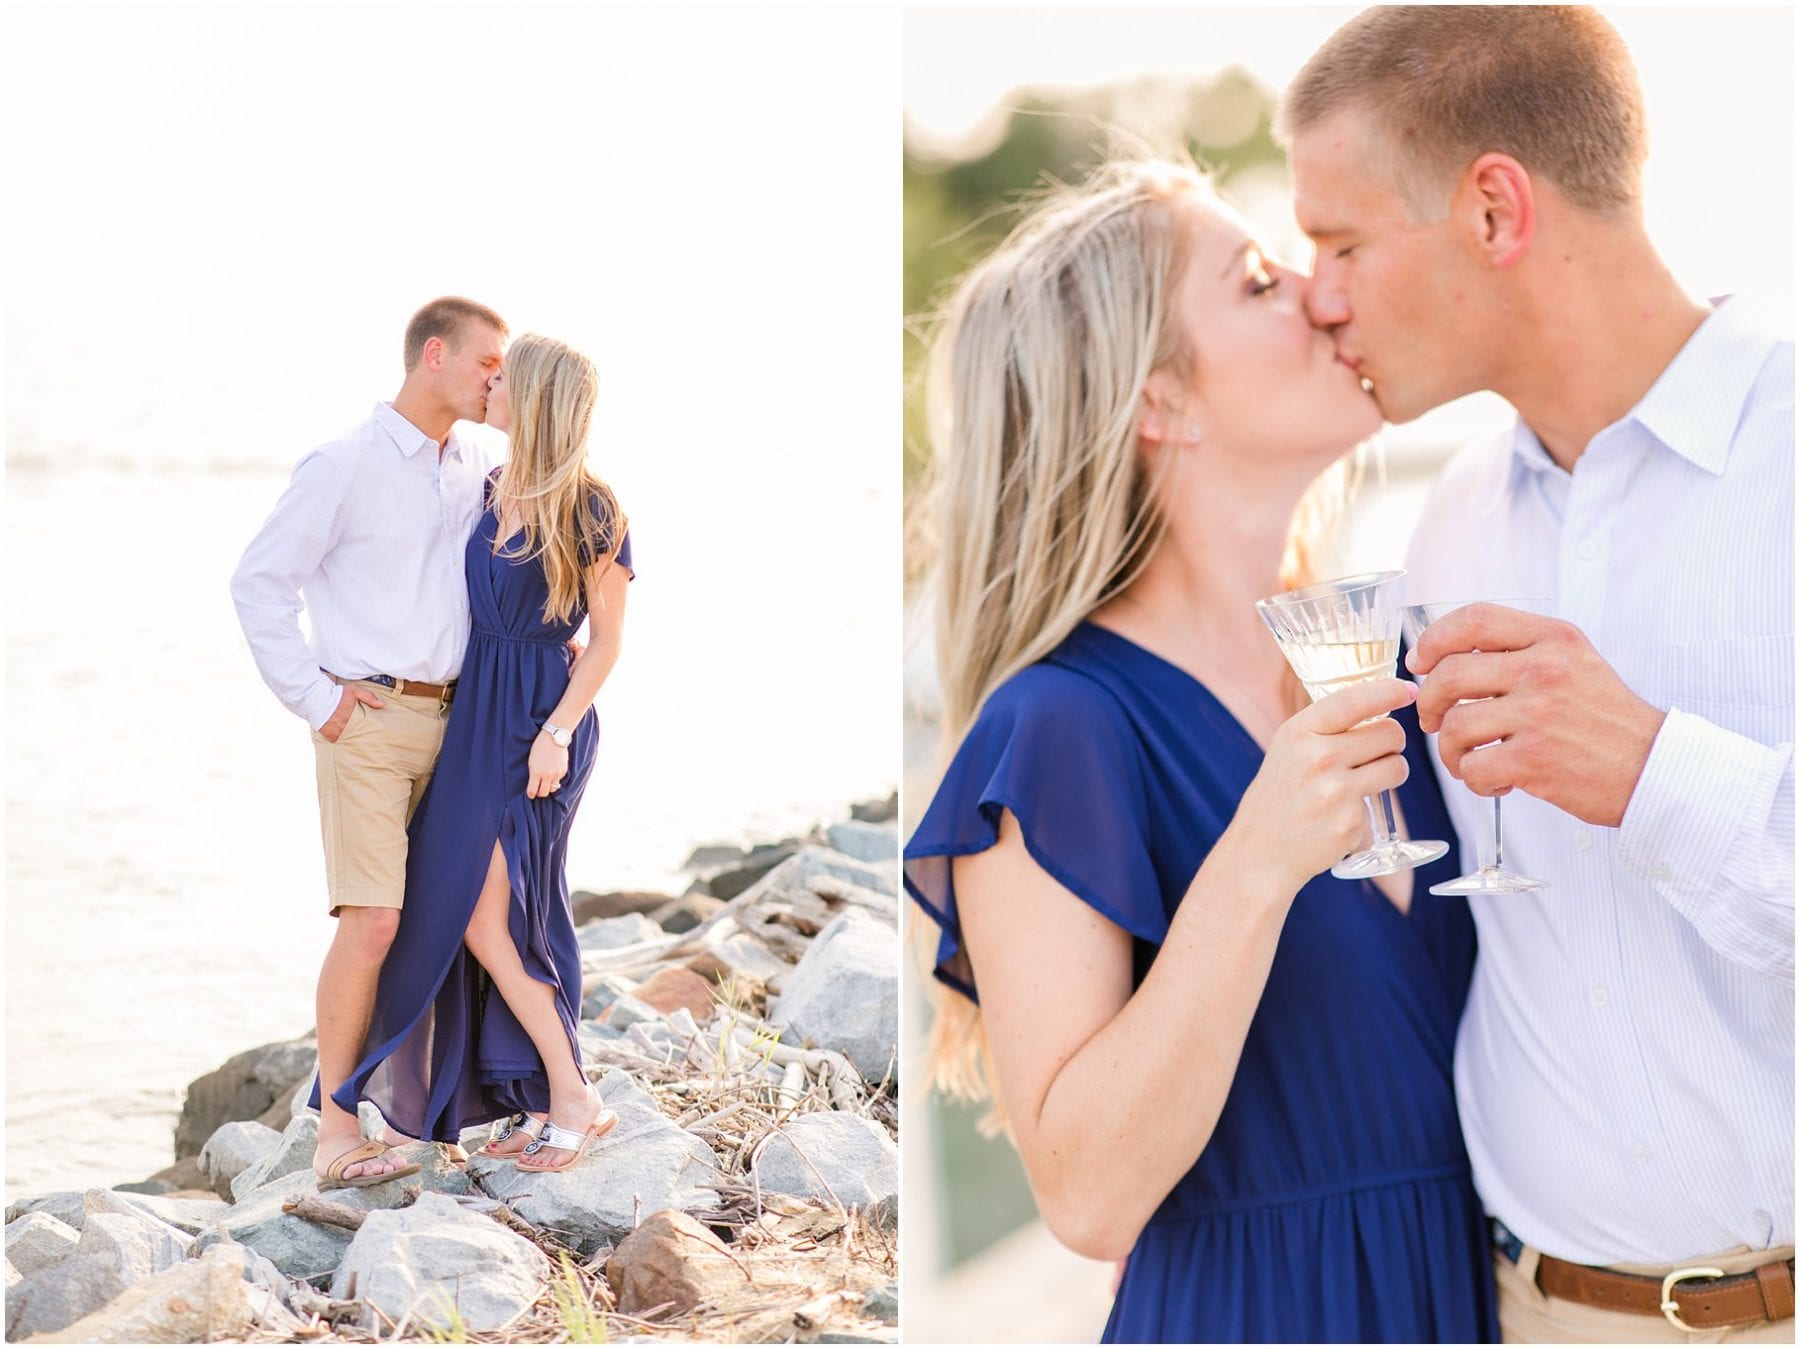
[1365, 790, 1400, 848]
[1491, 796, 1504, 872]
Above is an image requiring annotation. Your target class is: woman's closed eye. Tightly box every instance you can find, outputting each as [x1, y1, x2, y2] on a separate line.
[1249, 265, 1280, 297]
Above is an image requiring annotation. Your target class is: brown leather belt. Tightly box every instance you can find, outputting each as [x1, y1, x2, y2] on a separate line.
[328, 672, 456, 703]
[1535, 1251, 1796, 1331]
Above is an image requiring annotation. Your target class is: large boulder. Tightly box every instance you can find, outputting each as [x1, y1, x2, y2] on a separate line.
[229, 1112, 318, 1202]
[23, 1241, 269, 1344]
[701, 842, 802, 900]
[197, 1164, 414, 1283]
[5, 1194, 86, 1234]
[605, 1209, 752, 1316]
[468, 1071, 719, 1255]
[577, 913, 665, 951]
[751, 1112, 898, 1211]
[744, 846, 895, 904]
[200, 1120, 282, 1200]
[5, 1212, 80, 1278]
[174, 1036, 317, 1160]
[99, 1192, 230, 1239]
[769, 909, 898, 1083]
[328, 1192, 548, 1333]
[73, 1210, 191, 1283]
[5, 1254, 132, 1340]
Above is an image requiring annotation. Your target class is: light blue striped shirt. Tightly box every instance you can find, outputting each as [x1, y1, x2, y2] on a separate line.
[1404, 296, 1794, 1265]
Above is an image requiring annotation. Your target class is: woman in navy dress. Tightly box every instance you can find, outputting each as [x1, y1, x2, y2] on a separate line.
[313, 333, 634, 1174]
[906, 161, 1497, 1342]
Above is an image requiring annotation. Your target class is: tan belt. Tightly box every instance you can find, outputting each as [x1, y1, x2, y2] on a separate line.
[328, 672, 456, 705]
[1535, 1253, 1795, 1332]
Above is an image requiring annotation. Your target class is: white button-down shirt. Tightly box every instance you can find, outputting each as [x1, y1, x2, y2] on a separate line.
[1404, 296, 1794, 1265]
[231, 403, 491, 730]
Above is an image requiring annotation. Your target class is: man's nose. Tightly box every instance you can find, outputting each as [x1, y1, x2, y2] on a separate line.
[1305, 268, 1350, 330]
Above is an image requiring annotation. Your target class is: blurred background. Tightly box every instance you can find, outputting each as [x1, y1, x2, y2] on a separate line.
[4, 8, 897, 1201]
[900, 6, 1794, 1341]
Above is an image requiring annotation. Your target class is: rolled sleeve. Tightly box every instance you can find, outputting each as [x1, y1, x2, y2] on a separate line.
[229, 454, 346, 729]
[1618, 707, 1795, 982]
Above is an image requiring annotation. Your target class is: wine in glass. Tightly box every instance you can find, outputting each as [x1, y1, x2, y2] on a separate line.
[1402, 600, 1551, 896]
[1256, 570, 1449, 880]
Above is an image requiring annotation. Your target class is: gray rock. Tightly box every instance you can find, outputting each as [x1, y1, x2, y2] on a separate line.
[751, 1112, 898, 1210]
[175, 1035, 317, 1159]
[571, 889, 676, 925]
[5, 1193, 86, 1233]
[871, 1192, 898, 1235]
[198, 1165, 413, 1283]
[23, 1241, 260, 1344]
[850, 792, 898, 824]
[581, 972, 640, 1019]
[826, 821, 900, 866]
[468, 1073, 718, 1254]
[770, 909, 899, 1082]
[702, 928, 795, 985]
[578, 912, 666, 951]
[74, 1210, 191, 1283]
[5, 1211, 80, 1278]
[101, 1191, 230, 1238]
[329, 1192, 548, 1333]
[6, 1259, 19, 1290]
[5, 1254, 131, 1339]
[603, 992, 666, 1032]
[863, 1280, 899, 1324]
[229, 1111, 318, 1202]
[704, 842, 802, 900]
[746, 845, 897, 905]
[200, 1119, 282, 1200]
[648, 892, 722, 935]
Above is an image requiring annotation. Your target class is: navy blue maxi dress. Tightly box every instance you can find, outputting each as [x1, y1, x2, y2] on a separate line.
[312, 477, 633, 1141]
[905, 623, 1498, 1343]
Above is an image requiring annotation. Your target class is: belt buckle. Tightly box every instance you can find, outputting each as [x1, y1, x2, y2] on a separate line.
[1661, 1266, 1727, 1332]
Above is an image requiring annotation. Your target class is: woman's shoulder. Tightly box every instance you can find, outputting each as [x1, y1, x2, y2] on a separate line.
[961, 640, 1144, 778]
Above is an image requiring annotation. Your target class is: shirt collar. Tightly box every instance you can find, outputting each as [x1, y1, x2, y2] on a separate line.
[1506, 295, 1773, 486]
[372, 401, 440, 460]
[1628, 295, 1773, 478]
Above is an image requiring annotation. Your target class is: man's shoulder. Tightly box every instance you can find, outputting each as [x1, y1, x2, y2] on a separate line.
[295, 413, 384, 478]
[1426, 422, 1517, 510]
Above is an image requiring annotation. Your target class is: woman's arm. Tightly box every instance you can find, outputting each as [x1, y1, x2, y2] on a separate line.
[954, 676, 1416, 1261]
[525, 559, 629, 798]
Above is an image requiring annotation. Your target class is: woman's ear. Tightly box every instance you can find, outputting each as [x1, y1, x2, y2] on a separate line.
[1138, 369, 1189, 446]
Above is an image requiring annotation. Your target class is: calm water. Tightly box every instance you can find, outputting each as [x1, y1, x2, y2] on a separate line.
[4, 462, 896, 1200]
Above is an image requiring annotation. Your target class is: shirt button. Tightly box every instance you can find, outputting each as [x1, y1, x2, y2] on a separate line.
[1630, 1143, 1650, 1162]
[1651, 863, 1671, 882]
[1576, 539, 1599, 560]
[1574, 830, 1593, 852]
[1589, 985, 1610, 1008]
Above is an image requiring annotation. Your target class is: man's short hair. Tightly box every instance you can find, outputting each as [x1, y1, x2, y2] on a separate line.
[403, 297, 508, 371]
[1277, 6, 1647, 220]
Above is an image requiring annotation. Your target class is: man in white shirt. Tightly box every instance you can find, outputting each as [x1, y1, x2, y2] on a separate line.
[231, 297, 506, 1186]
[1280, 8, 1792, 1342]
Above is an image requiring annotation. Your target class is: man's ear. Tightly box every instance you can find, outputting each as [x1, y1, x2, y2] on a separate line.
[422, 335, 447, 372]
[1459, 153, 1535, 269]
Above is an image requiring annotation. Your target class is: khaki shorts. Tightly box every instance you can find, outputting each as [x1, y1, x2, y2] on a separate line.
[311, 681, 452, 915]
[1497, 1241, 1797, 1344]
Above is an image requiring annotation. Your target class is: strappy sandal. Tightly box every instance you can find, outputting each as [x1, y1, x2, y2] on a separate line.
[316, 1138, 422, 1191]
[476, 1112, 548, 1158]
[517, 1107, 619, 1173]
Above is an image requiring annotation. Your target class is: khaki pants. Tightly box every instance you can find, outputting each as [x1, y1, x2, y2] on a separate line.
[1497, 1242, 1797, 1344]
[311, 682, 452, 914]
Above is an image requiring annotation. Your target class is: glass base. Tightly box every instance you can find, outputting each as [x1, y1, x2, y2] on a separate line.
[1331, 837, 1450, 881]
[1429, 867, 1549, 896]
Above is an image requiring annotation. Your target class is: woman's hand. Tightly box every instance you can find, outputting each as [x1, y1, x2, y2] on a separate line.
[527, 731, 570, 799]
[1220, 677, 1417, 888]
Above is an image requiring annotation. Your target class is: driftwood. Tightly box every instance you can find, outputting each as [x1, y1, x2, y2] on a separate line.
[281, 1195, 375, 1231]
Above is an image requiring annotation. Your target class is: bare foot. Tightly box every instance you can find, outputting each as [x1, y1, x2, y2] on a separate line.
[313, 1132, 405, 1184]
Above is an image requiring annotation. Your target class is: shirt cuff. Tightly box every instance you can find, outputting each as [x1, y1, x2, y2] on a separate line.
[300, 679, 342, 732]
[1617, 707, 1788, 910]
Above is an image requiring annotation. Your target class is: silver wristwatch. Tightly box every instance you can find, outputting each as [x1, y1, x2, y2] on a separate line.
[542, 722, 572, 748]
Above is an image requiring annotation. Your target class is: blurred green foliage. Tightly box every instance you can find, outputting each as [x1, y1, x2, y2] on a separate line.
[904, 71, 1286, 492]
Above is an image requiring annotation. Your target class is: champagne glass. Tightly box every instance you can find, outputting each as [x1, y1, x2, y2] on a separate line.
[1256, 570, 1449, 880]
[1402, 600, 1551, 896]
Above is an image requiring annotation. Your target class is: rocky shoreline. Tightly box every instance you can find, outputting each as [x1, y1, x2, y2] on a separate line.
[5, 796, 901, 1344]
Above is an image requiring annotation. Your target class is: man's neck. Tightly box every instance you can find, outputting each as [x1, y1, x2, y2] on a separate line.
[389, 385, 455, 452]
[1492, 235, 1709, 473]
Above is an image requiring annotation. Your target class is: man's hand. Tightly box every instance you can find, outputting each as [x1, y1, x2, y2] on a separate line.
[318, 685, 385, 744]
[1406, 604, 1665, 827]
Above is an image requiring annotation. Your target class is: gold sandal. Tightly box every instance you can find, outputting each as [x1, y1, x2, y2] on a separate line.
[316, 1138, 421, 1191]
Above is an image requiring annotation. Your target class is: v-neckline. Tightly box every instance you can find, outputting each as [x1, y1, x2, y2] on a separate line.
[1072, 621, 1418, 919]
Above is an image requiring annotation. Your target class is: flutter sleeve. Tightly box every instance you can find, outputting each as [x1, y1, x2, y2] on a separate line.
[577, 491, 634, 580]
[904, 665, 1167, 1003]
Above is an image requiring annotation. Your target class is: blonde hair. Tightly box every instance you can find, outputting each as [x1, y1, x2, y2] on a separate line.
[914, 160, 1351, 1133]
[1276, 5, 1647, 220]
[491, 334, 626, 624]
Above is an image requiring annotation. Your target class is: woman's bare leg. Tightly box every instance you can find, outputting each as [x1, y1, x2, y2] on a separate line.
[462, 841, 601, 1165]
